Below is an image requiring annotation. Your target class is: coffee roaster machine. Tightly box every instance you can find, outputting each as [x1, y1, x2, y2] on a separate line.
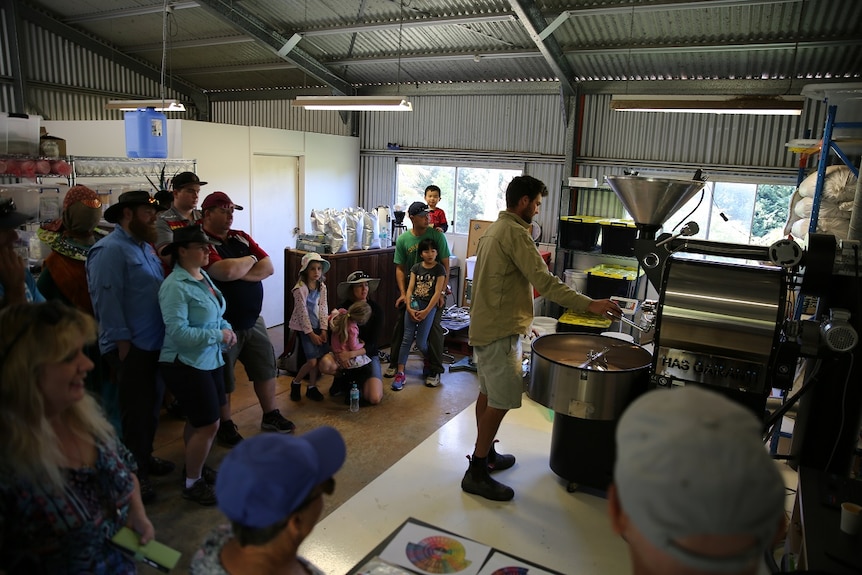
[604, 174, 862, 475]
[529, 174, 862, 491]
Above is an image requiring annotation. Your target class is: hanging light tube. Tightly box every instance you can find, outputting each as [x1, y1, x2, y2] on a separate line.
[291, 95, 413, 111]
[610, 95, 803, 116]
[106, 99, 187, 112]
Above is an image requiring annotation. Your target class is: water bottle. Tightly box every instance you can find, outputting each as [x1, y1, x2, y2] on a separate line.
[349, 384, 360, 412]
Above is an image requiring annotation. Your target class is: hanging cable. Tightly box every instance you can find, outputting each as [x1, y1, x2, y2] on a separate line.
[160, 0, 169, 103]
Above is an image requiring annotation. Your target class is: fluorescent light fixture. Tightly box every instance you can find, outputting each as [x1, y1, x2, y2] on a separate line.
[106, 99, 187, 112]
[610, 95, 803, 116]
[291, 96, 413, 111]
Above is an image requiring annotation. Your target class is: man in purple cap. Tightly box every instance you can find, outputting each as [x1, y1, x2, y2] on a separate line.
[384, 200, 450, 388]
[190, 426, 345, 574]
[87, 190, 175, 503]
[201, 191, 296, 446]
[0, 197, 44, 308]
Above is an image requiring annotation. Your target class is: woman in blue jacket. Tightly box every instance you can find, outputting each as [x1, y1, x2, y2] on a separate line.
[158, 225, 236, 506]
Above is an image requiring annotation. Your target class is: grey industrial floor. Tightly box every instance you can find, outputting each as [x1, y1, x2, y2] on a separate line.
[143, 325, 480, 573]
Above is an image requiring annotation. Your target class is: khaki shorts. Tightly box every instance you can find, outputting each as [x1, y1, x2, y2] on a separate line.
[223, 316, 277, 393]
[474, 335, 524, 410]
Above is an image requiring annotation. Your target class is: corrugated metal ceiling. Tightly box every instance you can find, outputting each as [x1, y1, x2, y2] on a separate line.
[15, 0, 862, 102]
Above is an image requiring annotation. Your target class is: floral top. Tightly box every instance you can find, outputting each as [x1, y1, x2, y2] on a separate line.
[190, 524, 325, 575]
[0, 440, 138, 574]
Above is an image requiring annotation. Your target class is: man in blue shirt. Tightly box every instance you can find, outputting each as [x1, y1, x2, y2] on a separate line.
[87, 190, 174, 503]
[0, 197, 45, 308]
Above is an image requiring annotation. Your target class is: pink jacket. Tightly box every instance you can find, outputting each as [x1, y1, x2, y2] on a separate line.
[288, 281, 329, 334]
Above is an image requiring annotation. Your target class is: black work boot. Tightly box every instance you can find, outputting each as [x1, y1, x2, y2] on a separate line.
[461, 456, 514, 501]
[488, 442, 516, 473]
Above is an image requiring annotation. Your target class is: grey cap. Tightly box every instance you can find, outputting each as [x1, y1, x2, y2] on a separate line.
[614, 386, 785, 572]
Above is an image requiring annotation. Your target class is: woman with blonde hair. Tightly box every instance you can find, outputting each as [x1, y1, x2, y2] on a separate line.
[0, 301, 153, 573]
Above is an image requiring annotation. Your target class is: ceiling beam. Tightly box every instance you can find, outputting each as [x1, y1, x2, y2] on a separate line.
[508, 0, 578, 99]
[62, 1, 199, 24]
[193, 0, 354, 96]
[15, 1, 210, 119]
[299, 13, 516, 36]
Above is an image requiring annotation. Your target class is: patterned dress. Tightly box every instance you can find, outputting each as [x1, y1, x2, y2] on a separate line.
[0, 440, 138, 574]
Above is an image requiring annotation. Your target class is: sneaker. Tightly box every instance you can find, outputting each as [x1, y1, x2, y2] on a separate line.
[183, 465, 218, 485]
[391, 372, 406, 391]
[306, 386, 325, 402]
[425, 373, 441, 387]
[182, 478, 217, 506]
[384, 365, 397, 378]
[216, 420, 243, 447]
[139, 477, 156, 504]
[148, 456, 176, 476]
[290, 382, 302, 401]
[261, 409, 296, 434]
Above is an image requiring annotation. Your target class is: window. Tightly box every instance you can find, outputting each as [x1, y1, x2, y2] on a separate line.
[663, 181, 795, 246]
[396, 163, 522, 234]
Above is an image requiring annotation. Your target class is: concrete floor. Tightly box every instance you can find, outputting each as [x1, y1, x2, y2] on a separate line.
[143, 325, 480, 573]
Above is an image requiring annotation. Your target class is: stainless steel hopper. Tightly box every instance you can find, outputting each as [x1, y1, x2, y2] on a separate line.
[604, 175, 705, 238]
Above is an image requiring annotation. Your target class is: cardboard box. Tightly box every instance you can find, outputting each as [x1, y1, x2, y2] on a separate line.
[39, 127, 67, 158]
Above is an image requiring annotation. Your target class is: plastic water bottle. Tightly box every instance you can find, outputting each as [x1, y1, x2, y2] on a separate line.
[349, 384, 360, 412]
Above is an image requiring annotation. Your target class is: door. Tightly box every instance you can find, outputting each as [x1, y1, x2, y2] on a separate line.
[251, 154, 299, 327]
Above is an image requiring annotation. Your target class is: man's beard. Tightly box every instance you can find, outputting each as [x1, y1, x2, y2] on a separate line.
[129, 217, 157, 243]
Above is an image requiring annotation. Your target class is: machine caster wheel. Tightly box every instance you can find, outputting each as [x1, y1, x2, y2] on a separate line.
[566, 482, 579, 493]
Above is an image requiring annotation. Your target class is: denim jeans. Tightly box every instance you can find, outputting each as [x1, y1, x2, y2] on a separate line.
[397, 307, 436, 366]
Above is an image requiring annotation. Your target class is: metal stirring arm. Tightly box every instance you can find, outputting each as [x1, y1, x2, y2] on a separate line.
[578, 347, 611, 369]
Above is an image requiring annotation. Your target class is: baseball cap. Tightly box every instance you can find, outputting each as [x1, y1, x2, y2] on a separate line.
[201, 191, 243, 211]
[408, 201, 431, 217]
[216, 426, 346, 529]
[171, 171, 207, 189]
[614, 386, 784, 573]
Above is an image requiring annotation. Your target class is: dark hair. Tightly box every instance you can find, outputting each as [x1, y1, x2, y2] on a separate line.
[232, 518, 289, 547]
[425, 185, 441, 196]
[505, 175, 548, 208]
[417, 238, 437, 256]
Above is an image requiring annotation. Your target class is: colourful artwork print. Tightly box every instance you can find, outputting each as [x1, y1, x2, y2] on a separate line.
[405, 535, 471, 573]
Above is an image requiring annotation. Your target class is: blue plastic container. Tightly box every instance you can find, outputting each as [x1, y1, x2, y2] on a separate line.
[124, 108, 167, 158]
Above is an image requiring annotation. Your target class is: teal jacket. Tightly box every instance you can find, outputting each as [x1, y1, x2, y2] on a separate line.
[158, 265, 231, 371]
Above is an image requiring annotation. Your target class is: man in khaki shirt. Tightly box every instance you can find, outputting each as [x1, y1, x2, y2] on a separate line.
[463, 175, 621, 502]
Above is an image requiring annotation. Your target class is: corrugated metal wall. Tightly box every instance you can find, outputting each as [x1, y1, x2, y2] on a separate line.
[361, 94, 567, 155]
[2, 15, 185, 120]
[576, 94, 822, 182]
[357, 94, 568, 242]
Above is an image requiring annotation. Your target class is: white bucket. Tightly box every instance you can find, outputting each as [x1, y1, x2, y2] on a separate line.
[532, 316, 558, 336]
[564, 269, 588, 293]
[601, 331, 635, 343]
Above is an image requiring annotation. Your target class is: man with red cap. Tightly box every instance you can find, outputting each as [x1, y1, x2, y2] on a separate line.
[200, 191, 296, 447]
